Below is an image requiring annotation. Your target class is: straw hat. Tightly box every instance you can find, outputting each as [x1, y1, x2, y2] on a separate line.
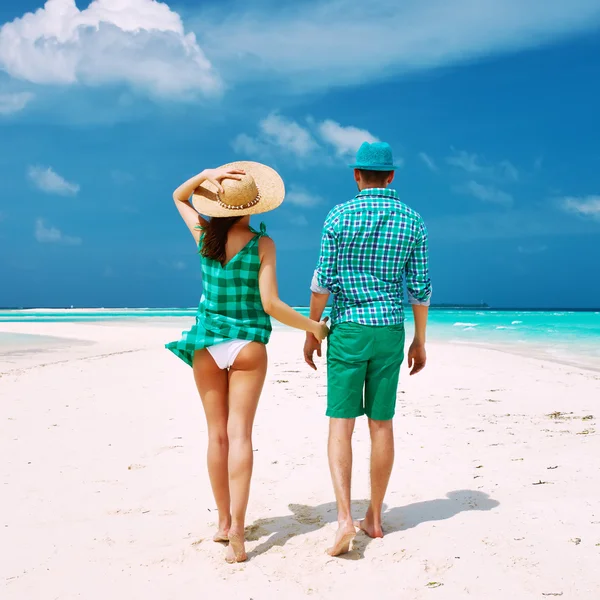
[192, 161, 285, 218]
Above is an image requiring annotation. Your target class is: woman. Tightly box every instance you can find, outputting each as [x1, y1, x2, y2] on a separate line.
[166, 162, 328, 564]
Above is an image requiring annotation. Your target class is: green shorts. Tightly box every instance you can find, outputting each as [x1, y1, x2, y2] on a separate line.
[326, 322, 405, 421]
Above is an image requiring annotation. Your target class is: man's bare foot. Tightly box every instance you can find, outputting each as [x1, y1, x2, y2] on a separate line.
[354, 515, 384, 538]
[327, 523, 356, 556]
[224, 530, 247, 564]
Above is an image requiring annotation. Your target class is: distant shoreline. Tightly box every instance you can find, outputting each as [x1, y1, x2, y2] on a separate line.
[2, 312, 599, 372]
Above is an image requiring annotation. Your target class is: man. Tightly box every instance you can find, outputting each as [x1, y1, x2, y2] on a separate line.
[304, 141, 432, 557]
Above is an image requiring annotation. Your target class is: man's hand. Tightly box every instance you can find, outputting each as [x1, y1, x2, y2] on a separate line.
[304, 332, 322, 371]
[407, 340, 426, 376]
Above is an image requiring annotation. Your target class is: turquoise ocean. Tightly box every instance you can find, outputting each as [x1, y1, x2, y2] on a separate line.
[1, 308, 599, 370]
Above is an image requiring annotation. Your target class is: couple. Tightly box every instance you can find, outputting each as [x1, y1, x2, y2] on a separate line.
[166, 142, 432, 563]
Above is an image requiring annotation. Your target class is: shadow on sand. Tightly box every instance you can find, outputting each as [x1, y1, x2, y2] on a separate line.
[246, 490, 499, 560]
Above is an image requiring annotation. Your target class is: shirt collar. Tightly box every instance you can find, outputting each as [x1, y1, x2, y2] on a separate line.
[356, 188, 399, 200]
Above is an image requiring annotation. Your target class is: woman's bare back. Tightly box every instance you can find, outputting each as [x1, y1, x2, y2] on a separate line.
[223, 219, 256, 266]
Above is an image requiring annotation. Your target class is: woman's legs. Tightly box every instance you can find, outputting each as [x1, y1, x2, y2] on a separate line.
[224, 342, 268, 563]
[193, 349, 231, 541]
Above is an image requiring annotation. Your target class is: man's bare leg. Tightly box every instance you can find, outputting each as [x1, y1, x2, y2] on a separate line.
[327, 417, 357, 556]
[356, 418, 394, 538]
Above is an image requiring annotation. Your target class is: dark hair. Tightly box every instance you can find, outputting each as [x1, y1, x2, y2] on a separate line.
[358, 169, 393, 187]
[200, 216, 242, 266]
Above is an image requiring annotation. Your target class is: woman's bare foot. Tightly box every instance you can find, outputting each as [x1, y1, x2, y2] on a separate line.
[327, 523, 356, 556]
[213, 529, 229, 543]
[224, 530, 247, 564]
[354, 513, 384, 538]
[213, 517, 231, 543]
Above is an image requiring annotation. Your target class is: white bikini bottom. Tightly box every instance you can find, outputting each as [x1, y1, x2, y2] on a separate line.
[207, 339, 252, 370]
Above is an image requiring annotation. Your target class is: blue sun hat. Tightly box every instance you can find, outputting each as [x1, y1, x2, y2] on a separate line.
[349, 141, 400, 171]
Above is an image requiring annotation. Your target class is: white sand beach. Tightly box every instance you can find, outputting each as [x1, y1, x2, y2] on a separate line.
[1, 320, 600, 599]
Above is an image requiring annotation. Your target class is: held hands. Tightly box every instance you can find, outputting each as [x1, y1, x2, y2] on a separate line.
[407, 339, 426, 376]
[201, 167, 246, 195]
[313, 317, 330, 344]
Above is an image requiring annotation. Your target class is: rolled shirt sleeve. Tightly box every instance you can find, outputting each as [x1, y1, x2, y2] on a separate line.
[310, 270, 330, 294]
[310, 213, 340, 295]
[405, 219, 432, 306]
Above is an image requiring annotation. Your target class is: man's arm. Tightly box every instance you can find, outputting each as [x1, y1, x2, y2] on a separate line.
[303, 216, 338, 370]
[309, 290, 330, 323]
[411, 304, 428, 345]
[304, 290, 330, 370]
[405, 219, 432, 376]
[408, 305, 428, 375]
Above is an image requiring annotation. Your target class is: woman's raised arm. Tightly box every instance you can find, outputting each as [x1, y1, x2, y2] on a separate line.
[173, 167, 246, 243]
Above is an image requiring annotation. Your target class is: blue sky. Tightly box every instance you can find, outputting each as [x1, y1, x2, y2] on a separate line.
[1, 0, 599, 308]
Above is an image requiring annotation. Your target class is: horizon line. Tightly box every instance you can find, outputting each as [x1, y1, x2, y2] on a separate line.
[1, 305, 600, 312]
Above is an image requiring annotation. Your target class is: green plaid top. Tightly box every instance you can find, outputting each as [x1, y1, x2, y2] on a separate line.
[166, 223, 272, 367]
[311, 188, 432, 326]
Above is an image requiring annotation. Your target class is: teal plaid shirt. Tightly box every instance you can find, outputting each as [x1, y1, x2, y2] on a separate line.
[312, 188, 432, 326]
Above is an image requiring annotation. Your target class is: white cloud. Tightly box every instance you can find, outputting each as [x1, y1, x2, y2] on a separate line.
[28, 166, 80, 196]
[231, 133, 269, 157]
[233, 113, 386, 164]
[447, 149, 480, 173]
[447, 148, 519, 182]
[289, 214, 309, 226]
[35, 218, 81, 245]
[0, 0, 220, 98]
[518, 244, 548, 254]
[459, 180, 513, 206]
[286, 186, 322, 207]
[427, 209, 599, 242]
[159, 258, 187, 270]
[233, 113, 317, 159]
[561, 195, 600, 220]
[110, 170, 135, 185]
[419, 152, 438, 172]
[198, 0, 600, 92]
[259, 113, 318, 157]
[0, 92, 34, 115]
[499, 160, 519, 182]
[318, 120, 379, 157]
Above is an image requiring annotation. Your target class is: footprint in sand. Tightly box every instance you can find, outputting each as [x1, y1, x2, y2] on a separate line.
[156, 445, 184, 455]
[245, 523, 269, 541]
[108, 507, 151, 516]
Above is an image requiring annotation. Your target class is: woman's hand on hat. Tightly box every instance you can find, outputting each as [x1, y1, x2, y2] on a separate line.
[201, 168, 246, 195]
